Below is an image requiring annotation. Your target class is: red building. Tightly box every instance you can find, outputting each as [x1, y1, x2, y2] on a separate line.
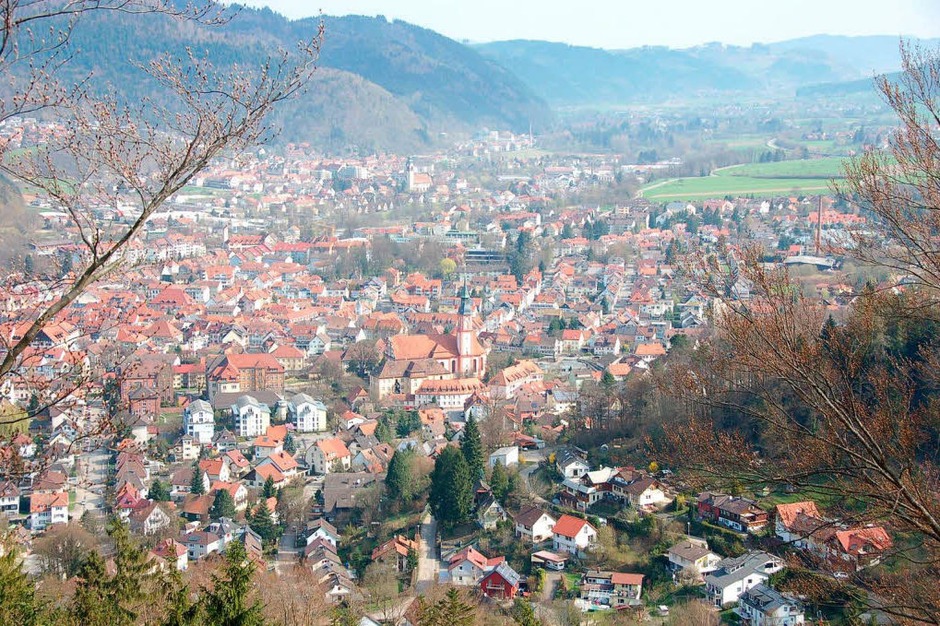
[480, 562, 522, 600]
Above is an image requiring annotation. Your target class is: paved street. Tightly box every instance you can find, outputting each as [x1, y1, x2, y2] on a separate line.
[415, 510, 440, 592]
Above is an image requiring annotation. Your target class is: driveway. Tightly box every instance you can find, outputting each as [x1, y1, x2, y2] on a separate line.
[416, 510, 439, 592]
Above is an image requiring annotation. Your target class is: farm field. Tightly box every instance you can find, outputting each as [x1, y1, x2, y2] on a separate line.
[717, 156, 848, 178]
[641, 157, 848, 202]
[642, 175, 834, 201]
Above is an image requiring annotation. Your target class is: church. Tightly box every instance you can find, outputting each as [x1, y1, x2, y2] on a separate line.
[371, 285, 488, 401]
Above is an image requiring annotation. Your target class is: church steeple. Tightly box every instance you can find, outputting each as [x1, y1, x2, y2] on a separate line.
[458, 281, 472, 317]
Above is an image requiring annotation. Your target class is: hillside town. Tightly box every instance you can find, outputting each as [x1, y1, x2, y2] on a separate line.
[0, 113, 914, 625]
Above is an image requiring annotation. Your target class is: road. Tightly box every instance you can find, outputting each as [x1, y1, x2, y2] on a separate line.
[519, 446, 555, 505]
[415, 510, 439, 592]
[72, 447, 109, 518]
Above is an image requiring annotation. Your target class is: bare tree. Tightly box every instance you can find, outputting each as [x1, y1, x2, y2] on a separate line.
[0, 0, 322, 474]
[657, 42, 940, 625]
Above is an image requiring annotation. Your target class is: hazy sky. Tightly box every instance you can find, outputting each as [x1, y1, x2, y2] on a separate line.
[236, 0, 940, 49]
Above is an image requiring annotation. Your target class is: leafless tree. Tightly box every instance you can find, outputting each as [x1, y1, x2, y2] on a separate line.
[0, 0, 322, 474]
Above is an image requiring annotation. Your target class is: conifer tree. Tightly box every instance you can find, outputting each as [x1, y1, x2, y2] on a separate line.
[261, 475, 276, 499]
[210, 488, 236, 520]
[249, 501, 278, 546]
[385, 448, 414, 502]
[190, 465, 205, 495]
[202, 540, 265, 626]
[150, 479, 171, 502]
[490, 461, 509, 502]
[429, 446, 472, 529]
[461, 415, 484, 481]
[0, 541, 45, 625]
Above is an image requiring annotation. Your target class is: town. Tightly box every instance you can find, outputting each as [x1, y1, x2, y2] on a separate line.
[0, 103, 913, 626]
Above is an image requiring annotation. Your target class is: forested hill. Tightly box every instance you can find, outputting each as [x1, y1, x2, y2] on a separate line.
[49, 7, 552, 152]
[475, 35, 938, 107]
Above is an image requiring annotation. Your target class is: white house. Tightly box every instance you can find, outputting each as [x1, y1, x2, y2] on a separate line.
[738, 584, 805, 626]
[290, 393, 328, 433]
[310, 438, 351, 475]
[489, 446, 519, 468]
[555, 448, 590, 479]
[184, 530, 221, 561]
[183, 399, 215, 444]
[29, 491, 69, 530]
[667, 537, 722, 580]
[0, 480, 20, 515]
[552, 514, 597, 557]
[447, 546, 503, 586]
[705, 551, 785, 607]
[304, 518, 340, 547]
[231, 395, 270, 438]
[514, 506, 556, 544]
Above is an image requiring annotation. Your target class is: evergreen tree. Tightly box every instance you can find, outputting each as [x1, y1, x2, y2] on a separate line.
[26, 394, 40, 418]
[202, 540, 265, 626]
[416, 588, 475, 626]
[261, 475, 276, 499]
[283, 431, 296, 454]
[190, 465, 205, 495]
[150, 479, 171, 502]
[460, 415, 484, 481]
[375, 417, 393, 443]
[386, 448, 416, 502]
[249, 501, 278, 546]
[210, 489, 236, 520]
[157, 569, 202, 626]
[0, 541, 45, 625]
[511, 598, 541, 626]
[490, 461, 509, 502]
[70, 521, 154, 626]
[429, 446, 472, 529]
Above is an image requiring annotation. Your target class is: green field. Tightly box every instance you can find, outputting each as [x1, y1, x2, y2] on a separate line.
[717, 156, 848, 179]
[641, 157, 848, 202]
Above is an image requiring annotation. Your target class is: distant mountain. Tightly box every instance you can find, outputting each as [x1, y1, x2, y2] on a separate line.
[476, 35, 936, 107]
[42, 7, 552, 152]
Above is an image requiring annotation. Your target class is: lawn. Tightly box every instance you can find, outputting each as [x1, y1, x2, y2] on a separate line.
[642, 175, 834, 202]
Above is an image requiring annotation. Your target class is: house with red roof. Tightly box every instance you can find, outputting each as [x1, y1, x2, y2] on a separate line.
[448, 546, 505, 585]
[29, 491, 69, 530]
[552, 514, 598, 556]
[310, 438, 351, 475]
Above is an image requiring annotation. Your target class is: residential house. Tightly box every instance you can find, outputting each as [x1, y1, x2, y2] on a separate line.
[617, 476, 670, 510]
[737, 584, 805, 626]
[514, 506, 556, 544]
[231, 395, 271, 438]
[705, 551, 785, 607]
[552, 514, 597, 557]
[29, 491, 68, 530]
[555, 448, 590, 479]
[0, 480, 20, 515]
[303, 518, 341, 548]
[184, 530, 221, 561]
[774, 501, 825, 549]
[448, 546, 504, 586]
[480, 562, 522, 600]
[311, 438, 351, 474]
[183, 399, 215, 444]
[488, 446, 519, 468]
[290, 393, 327, 432]
[477, 495, 507, 530]
[831, 527, 892, 570]
[151, 538, 188, 571]
[667, 537, 722, 581]
[580, 570, 644, 608]
[371, 534, 419, 573]
[697, 492, 769, 533]
[128, 500, 173, 535]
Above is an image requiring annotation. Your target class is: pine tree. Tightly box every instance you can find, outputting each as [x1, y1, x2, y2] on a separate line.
[511, 598, 541, 626]
[429, 446, 472, 529]
[202, 540, 265, 626]
[249, 501, 278, 546]
[210, 489, 236, 520]
[386, 448, 415, 502]
[0, 541, 45, 626]
[490, 461, 509, 502]
[261, 475, 276, 499]
[190, 465, 205, 495]
[150, 479, 170, 502]
[461, 415, 484, 481]
[416, 589, 475, 626]
[283, 431, 296, 454]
